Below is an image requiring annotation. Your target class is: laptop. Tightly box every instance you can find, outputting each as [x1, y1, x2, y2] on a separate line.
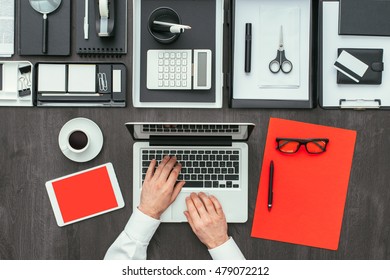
[126, 122, 255, 223]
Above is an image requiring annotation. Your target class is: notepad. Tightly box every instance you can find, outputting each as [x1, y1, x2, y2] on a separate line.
[45, 163, 125, 226]
[251, 118, 357, 250]
[258, 6, 300, 88]
[68, 64, 96, 93]
[0, 0, 15, 57]
[38, 64, 66, 92]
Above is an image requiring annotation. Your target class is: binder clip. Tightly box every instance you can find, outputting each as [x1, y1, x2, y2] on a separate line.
[95, 0, 115, 37]
[18, 65, 32, 97]
[19, 65, 32, 87]
[18, 77, 31, 97]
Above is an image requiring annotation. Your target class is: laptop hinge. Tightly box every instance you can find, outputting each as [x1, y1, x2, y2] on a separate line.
[149, 136, 232, 147]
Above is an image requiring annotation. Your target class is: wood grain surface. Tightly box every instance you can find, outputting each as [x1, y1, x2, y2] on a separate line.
[0, 0, 389, 260]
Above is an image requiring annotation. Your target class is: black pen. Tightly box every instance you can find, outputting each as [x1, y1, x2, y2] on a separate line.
[268, 160, 274, 210]
[245, 23, 252, 73]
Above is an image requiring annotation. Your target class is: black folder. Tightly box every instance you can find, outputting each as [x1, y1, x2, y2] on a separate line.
[339, 0, 390, 36]
[18, 0, 71, 56]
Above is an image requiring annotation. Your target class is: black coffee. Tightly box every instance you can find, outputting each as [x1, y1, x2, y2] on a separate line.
[69, 131, 88, 150]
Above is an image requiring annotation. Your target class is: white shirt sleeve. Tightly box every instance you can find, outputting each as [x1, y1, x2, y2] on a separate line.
[104, 208, 161, 260]
[208, 237, 246, 260]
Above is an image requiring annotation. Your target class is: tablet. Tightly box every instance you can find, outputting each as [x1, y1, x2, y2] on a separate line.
[45, 163, 125, 227]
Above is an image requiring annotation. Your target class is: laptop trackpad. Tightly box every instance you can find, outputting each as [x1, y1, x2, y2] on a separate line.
[171, 193, 190, 222]
[160, 207, 172, 221]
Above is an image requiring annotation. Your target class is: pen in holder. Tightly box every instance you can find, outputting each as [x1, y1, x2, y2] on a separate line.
[148, 7, 186, 44]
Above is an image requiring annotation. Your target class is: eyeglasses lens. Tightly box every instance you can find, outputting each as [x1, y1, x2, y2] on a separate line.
[278, 140, 300, 153]
[306, 140, 327, 154]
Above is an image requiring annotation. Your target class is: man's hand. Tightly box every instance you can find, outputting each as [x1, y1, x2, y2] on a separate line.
[138, 156, 185, 219]
[184, 192, 229, 249]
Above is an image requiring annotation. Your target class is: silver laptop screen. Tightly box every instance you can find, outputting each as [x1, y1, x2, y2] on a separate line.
[127, 123, 255, 140]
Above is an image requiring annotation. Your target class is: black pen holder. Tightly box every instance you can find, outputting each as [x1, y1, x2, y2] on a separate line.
[148, 7, 181, 44]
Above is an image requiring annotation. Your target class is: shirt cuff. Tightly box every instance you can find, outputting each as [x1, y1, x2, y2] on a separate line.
[208, 237, 246, 260]
[124, 208, 161, 245]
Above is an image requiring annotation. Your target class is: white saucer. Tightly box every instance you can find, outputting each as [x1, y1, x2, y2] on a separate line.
[58, 117, 103, 163]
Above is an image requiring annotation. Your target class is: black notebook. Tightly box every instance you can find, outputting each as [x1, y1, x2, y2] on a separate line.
[339, 0, 390, 36]
[19, 0, 71, 56]
[76, 0, 127, 56]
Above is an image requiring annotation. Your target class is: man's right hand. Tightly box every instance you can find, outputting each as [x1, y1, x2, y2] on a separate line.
[184, 192, 229, 249]
[138, 156, 185, 219]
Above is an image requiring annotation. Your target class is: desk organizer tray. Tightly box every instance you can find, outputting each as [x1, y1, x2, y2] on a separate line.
[132, 0, 224, 108]
[34, 62, 126, 107]
[0, 61, 34, 107]
[227, 0, 316, 108]
[319, 0, 390, 109]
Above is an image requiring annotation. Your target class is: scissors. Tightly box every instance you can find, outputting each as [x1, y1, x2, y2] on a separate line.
[269, 25, 293, 74]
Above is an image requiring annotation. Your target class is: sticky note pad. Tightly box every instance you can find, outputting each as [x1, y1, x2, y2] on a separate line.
[68, 64, 96, 92]
[38, 64, 66, 92]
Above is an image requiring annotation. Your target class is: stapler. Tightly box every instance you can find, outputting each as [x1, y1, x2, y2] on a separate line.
[95, 0, 115, 37]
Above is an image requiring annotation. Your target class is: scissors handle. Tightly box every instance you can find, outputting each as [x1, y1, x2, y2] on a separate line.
[279, 50, 293, 73]
[269, 58, 281, 74]
[269, 50, 293, 74]
[269, 49, 283, 73]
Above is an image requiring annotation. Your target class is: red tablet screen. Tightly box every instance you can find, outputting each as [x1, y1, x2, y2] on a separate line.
[52, 166, 118, 223]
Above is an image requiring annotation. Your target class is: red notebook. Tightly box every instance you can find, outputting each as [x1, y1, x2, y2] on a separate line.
[251, 118, 357, 250]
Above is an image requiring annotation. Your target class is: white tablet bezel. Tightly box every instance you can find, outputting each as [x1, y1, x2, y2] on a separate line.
[45, 163, 125, 227]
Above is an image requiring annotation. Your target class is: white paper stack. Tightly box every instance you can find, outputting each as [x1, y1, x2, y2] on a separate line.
[0, 0, 15, 57]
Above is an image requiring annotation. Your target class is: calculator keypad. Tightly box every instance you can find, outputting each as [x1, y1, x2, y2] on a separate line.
[147, 50, 192, 90]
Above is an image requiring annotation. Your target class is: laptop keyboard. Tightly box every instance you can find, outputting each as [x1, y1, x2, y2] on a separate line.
[141, 148, 240, 188]
[142, 124, 240, 133]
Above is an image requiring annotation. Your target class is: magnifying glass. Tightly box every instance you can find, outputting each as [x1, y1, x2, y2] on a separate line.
[29, 0, 62, 54]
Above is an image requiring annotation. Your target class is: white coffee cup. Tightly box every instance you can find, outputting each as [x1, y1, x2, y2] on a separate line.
[61, 129, 90, 154]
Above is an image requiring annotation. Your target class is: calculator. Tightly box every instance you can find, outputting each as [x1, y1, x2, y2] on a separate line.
[146, 49, 212, 90]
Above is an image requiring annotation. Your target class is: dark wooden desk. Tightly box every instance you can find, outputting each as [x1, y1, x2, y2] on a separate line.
[1, 1, 390, 260]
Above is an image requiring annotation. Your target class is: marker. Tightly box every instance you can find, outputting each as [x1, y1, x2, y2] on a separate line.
[268, 160, 274, 210]
[245, 23, 252, 73]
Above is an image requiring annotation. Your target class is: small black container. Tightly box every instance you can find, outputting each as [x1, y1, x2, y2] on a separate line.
[148, 7, 181, 44]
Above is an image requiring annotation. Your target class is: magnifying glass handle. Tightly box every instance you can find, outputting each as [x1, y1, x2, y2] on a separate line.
[42, 14, 48, 54]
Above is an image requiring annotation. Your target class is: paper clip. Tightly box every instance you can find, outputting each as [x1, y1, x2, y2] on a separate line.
[98, 72, 108, 92]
